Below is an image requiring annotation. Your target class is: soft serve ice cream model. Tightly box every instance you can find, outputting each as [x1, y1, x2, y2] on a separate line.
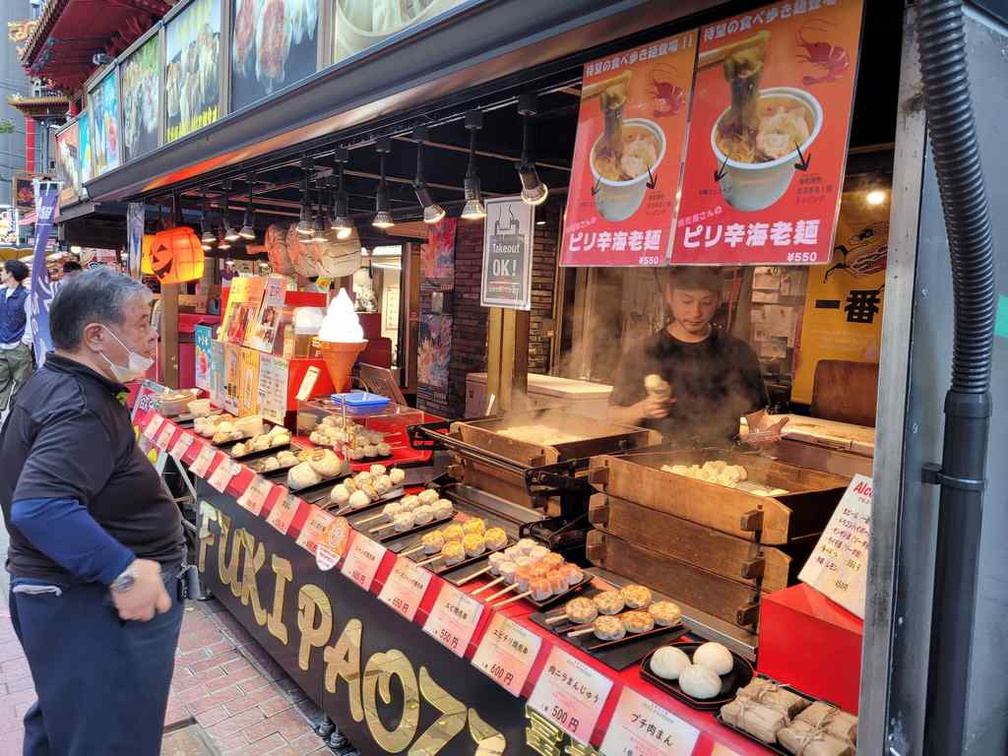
[316, 289, 367, 392]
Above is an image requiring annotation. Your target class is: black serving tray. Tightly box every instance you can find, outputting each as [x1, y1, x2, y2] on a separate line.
[640, 641, 755, 711]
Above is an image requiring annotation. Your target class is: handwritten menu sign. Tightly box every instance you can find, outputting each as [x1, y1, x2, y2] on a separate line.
[423, 582, 484, 657]
[237, 476, 277, 516]
[208, 459, 241, 493]
[170, 432, 195, 460]
[256, 354, 289, 425]
[600, 686, 700, 756]
[378, 556, 433, 622]
[528, 645, 615, 745]
[189, 445, 220, 477]
[799, 473, 872, 618]
[471, 613, 542, 697]
[266, 493, 302, 535]
[155, 421, 177, 451]
[295, 507, 337, 555]
[673, 0, 864, 265]
[340, 535, 387, 591]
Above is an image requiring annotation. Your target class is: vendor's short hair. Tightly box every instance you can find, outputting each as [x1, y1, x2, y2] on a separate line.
[4, 260, 28, 283]
[668, 266, 723, 296]
[50, 267, 150, 350]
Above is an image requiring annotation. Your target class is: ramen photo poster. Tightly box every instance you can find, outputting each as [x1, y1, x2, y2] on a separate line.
[673, 0, 864, 266]
[561, 30, 696, 267]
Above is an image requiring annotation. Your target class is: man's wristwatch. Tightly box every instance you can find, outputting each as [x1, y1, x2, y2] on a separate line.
[111, 563, 137, 593]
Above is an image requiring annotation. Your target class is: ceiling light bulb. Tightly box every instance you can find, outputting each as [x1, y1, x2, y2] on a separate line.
[461, 175, 486, 220]
[239, 224, 255, 240]
[373, 183, 393, 229]
[373, 211, 394, 229]
[200, 230, 217, 245]
[423, 203, 446, 224]
[866, 189, 887, 206]
[201, 241, 213, 251]
[218, 237, 232, 251]
[225, 226, 241, 242]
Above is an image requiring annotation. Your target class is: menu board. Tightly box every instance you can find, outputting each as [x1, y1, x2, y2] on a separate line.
[194, 325, 214, 391]
[222, 343, 241, 415]
[55, 120, 82, 206]
[239, 347, 261, 416]
[600, 686, 700, 756]
[231, 0, 319, 111]
[122, 34, 161, 161]
[528, 645, 614, 745]
[481, 198, 534, 310]
[88, 69, 121, 176]
[165, 0, 223, 143]
[333, 0, 466, 65]
[560, 31, 697, 266]
[210, 339, 225, 407]
[257, 354, 289, 425]
[246, 276, 286, 352]
[78, 113, 93, 185]
[673, 0, 864, 265]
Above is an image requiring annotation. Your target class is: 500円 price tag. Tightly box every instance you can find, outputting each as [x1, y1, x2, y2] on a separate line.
[208, 459, 241, 492]
[266, 494, 302, 535]
[423, 582, 483, 657]
[528, 645, 614, 745]
[471, 613, 542, 696]
[237, 476, 276, 516]
[378, 556, 433, 621]
[340, 534, 387, 591]
[600, 686, 699, 756]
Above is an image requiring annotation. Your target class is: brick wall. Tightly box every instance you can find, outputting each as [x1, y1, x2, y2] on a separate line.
[529, 201, 562, 375]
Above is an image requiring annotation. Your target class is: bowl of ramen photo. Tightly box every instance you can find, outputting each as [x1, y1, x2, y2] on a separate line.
[710, 86, 822, 212]
[589, 118, 667, 222]
[335, 0, 457, 59]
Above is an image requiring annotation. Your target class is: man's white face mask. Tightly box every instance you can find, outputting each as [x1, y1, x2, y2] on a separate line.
[98, 325, 154, 382]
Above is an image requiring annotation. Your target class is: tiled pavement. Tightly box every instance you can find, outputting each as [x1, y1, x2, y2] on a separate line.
[0, 597, 337, 756]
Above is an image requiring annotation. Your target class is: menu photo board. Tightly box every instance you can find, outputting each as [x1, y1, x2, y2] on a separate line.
[165, 0, 223, 143]
[231, 0, 320, 112]
[122, 32, 161, 161]
[673, 0, 864, 265]
[333, 0, 466, 65]
[55, 119, 82, 206]
[481, 197, 534, 310]
[88, 68, 121, 176]
[79, 109, 93, 185]
[561, 30, 697, 266]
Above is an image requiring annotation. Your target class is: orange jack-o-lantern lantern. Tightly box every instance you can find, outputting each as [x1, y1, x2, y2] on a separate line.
[150, 226, 204, 284]
[140, 234, 156, 275]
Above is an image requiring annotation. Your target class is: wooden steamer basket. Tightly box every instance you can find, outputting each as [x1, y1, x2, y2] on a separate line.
[585, 449, 850, 632]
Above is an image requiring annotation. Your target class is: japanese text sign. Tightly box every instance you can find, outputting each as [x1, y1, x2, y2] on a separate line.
[266, 493, 302, 535]
[295, 507, 337, 556]
[481, 197, 534, 309]
[143, 414, 165, 440]
[600, 686, 700, 756]
[189, 445, 220, 477]
[528, 646, 614, 744]
[155, 422, 177, 451]
[207, 459, 241, 493]
[673, 0, 864, 265]
[423, 582, 484, 657]
[561, 31, 697, 266]
[237, 476, 278, 516]
[378, 556, 433, 622]
[471, 613, 542, 697]
[799, 473, 871, 617]
[170, 432, 195, 460]
[341, 534, 387, 591]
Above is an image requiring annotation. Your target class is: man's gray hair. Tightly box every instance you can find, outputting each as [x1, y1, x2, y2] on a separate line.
[50, 267, 151, 351]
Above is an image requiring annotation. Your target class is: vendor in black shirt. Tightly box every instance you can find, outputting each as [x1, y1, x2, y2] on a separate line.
[608, 266, 787, 447]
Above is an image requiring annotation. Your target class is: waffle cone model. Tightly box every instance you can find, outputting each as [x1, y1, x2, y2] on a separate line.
[317, 339, 367, 392]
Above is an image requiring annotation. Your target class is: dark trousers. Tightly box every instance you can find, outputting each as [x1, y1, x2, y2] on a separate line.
[9, 572, 184, 756]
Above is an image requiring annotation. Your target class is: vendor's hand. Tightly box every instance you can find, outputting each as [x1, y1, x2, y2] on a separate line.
[111, 559, 172, 622]
[746, 415, 790, 448]
[636, 395, 675, 420]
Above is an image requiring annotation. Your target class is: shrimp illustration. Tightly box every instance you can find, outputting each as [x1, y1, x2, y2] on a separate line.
[649, 64, 686, 118]
[795, 21, 850, 86]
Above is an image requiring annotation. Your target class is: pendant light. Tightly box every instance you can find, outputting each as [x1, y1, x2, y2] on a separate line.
[200, 187, 216, 249]
[216, 185, 232, 250]
[221, 180, 240, 242]
[310, 177, 328, 243]
[239, 172, 256, 240]
[330, 147, 354, 240]
[373, 137, 394, 229]
[296, 156, 313, 236]
[516, 92, 548, 206]
[412, 125, 445, 224]
[461, 109, 486, 220]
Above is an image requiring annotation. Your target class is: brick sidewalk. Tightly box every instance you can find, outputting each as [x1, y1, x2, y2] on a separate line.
[0, 597, 332, 756]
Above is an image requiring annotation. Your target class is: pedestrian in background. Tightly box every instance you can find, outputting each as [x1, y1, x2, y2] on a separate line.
[0, 268, 186, 755]
[0, 260, 33, 413]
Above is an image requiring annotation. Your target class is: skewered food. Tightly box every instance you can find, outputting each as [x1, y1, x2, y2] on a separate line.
[487, 552, 507, 574]
[378, 442, 392, 456]
[515, 538, 538, 555]
[370, 464, 387, 476]
[499, 560, 518, 585]
[330, 484, 351, 506]
[463, 534, 486, 557]
[276, 450, 298, 467]
[528, 545, 549, 562]
[418, 489, 439, 505]
[621, 610, 655, 634]
[389, 468, 406, 486]
[347, 490, 371, 509]
[559, 563, 584, 587]
[462, 518, 485, 536]
[693, 642, 734, 675]
[529, 577, 553, 602]
[564, 597, 598, 625]
[679, 664, 722, 700]
[594, 591, 626, 615]
[432, 499, 454, 520]
[648, 601, 682, 627]
[442, 524, 464, 542]
[232, 442, 249, 456]
[546, 570, 568, 595]
[421, 531, 446, 555]
[539, 552, 565, 571]
[484, 527, 508, 551]
[650, 646, 690, 680]
[442, 541, 465, 565]
[592, 615, 626, 641]
[620, 584, 652, 610]
[261, 457, 280, 472]
[413, 505, 434, 525]
[382, 502, 403, 521]
[401, 494, 420, 511]
[374, 474, 392, 495]
[393, 512, 415, 532]
[514, 567, 533, 592]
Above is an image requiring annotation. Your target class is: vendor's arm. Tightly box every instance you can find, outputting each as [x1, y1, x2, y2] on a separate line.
[606, 347, 673, 425]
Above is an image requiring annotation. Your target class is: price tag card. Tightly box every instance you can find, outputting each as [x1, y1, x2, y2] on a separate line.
[423, 582, 484, 657]
[528, 645, 614, 745]
[155, 421, 177, 451]
[189, 445, 219, 478]
[600, 686, 700, 756]
[207, 459, 241, 493]
[296, 507, 337, 555]
[471, 613, 542, 696]
[143, 414, 165, 440]
[340, 535, 387, 591]
[237, 476, 276, 516]
[378, 556, 433, 622]
[170, 432, 195, 460]
[266, 493, 302, 535]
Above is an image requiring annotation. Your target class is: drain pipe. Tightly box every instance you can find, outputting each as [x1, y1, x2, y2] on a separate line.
[916, 0, 997, 754]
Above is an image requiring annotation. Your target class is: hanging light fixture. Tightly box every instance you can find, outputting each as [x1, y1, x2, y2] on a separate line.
[412, 125, 446, 224]
[461, 109, 486, 220]
[239, 172, 256, 240]
[373, 137, 394, 229]
[330, 147, 354, 240]
[296, 156, 314, 236]
[221, 180, 241, 242]
[200, 187, 216, 249]
[516, 92, 548, 206]
[310, 177, 328, 243]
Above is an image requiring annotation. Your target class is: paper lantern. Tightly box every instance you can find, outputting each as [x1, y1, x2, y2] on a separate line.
[150, 226, 204, 284]
[140, 234, 156, 275]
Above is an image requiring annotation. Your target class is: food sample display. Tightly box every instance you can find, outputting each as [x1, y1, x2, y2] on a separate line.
[309, 414, 391, 459]
[248, 449, 300, 473]
[649, 646, 691, 681]
[194, 413, 235, 437]
[327, 467, 406, 511]
[287, 448, 342, 490]
[231, 425, 292, 457]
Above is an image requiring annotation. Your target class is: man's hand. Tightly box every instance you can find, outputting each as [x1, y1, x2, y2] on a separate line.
[745, 413, 790, 448]
[111, 559, 172, 622]
[636, 395, 675, 420]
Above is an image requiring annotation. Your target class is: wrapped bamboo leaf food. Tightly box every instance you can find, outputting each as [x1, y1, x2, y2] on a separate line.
[777, 720, 854, 756]
[736, 678, 810, 720]
[795, 701, 858, 745]
[719, 698, 786, 744]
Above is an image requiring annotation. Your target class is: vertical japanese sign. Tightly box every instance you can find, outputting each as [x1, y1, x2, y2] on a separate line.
[673, 0, 864, 265]
[79, 110, 93, 185]
[481, 197, 534, 309]
[165, 0, 222, 143]
[257, 354, 289, 425]
[561, 31, 697, 266]
[29, 184, 59, 367]
[127, 203, 145, 279]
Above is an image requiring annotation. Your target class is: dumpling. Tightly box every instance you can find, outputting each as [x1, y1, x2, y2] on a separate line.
[678, 664, 722, 700]
[650, 646, 690, 681]
[693, 642, 733, 675]
[330, 484, 351, 506]
[288, 462, 322, 490]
